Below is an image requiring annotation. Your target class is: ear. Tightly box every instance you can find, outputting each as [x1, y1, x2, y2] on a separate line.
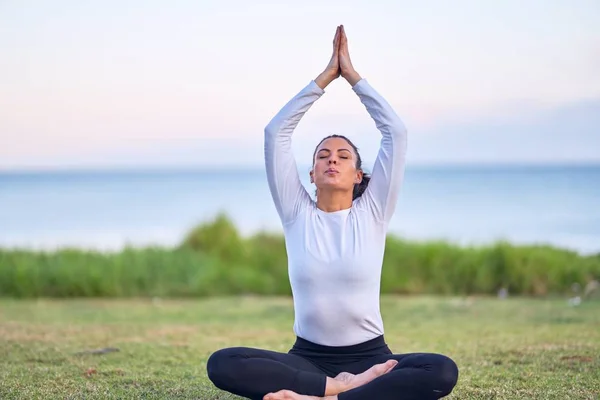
[309, 169, 314, 183]
[355, 169, 363, 184]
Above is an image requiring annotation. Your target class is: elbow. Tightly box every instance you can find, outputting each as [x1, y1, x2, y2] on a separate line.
[264, 121, 281, 143]
[385, 123, 407, 156]
[264, 123, 276, 138]
[381, 122, 407, 146]
[264, 114, 285, 138]
[377, 113, 407, 141]
[264, 124, 275, 149]
[391, 117, 408, 139]
[264, 122, 280, 158]
[389, 121, 408, 151]
[396, 126, 408, 146]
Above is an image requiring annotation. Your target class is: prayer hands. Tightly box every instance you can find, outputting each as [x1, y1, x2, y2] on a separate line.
[315, 25, 362, 89]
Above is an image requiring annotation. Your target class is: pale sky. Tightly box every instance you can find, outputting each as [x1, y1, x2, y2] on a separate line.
[1, 0, 599, 170]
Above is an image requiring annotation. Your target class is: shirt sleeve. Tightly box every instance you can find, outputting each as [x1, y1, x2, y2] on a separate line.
[264, 80, 324, 225]
[352, 79, 408, 223]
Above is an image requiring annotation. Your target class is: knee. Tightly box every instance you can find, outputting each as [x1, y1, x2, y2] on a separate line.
[433, 354, 459, 395]
[206, 347, 241, 390]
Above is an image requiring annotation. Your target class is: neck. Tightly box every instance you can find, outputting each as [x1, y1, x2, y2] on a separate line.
[316, 189, 353, 212]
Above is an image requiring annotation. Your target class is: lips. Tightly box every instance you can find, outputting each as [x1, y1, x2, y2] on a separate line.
[325, 168, 339, 174]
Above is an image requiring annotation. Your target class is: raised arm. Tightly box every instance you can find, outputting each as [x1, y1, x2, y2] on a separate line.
[264, 26, 344, 225]
[264, 83, 322, 224]
[339, 25, 408, 223]
[352, 80, 407, 222]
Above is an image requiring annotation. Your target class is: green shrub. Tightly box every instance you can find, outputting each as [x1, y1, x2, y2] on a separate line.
[0, 214, 598, 298]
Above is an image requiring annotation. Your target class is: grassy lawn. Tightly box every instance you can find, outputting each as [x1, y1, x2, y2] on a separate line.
[1, 295, 598, 399]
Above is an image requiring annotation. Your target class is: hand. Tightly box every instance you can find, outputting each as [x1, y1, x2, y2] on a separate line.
[339, 25, 362, 86]
[333, 360, 398, 392]
[315, 26, 342, 89]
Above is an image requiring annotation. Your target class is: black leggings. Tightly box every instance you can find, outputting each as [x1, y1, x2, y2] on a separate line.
[206, 335, 458, 399]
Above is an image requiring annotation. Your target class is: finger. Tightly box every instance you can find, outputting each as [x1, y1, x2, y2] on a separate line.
[386, 360, 398, 372]
[339, 26, 347, 50]
[333, 25, 340, 46]
[333, 26, 341, 55]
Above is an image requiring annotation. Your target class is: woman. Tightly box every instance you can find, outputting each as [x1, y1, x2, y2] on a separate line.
[206, 25, 459, 400]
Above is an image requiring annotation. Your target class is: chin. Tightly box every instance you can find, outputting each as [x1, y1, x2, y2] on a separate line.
[317, 181, 349, 192]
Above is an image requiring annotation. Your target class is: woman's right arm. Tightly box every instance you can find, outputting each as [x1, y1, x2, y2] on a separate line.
[264, 81, 324, 225]
[264, 26, 342, 225]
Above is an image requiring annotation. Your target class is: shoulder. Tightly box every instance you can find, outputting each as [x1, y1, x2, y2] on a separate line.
[350, 197, 389, 225]
[280, 196, 315, 228]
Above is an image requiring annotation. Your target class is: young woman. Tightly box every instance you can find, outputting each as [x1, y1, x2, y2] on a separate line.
[206, 25, 459, 400]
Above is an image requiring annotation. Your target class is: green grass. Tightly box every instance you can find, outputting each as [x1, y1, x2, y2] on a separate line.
[1, 296, 598, 399]
[2, 213, 599, 298]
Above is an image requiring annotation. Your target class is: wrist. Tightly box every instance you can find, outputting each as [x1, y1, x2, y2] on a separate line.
[315, 70, 337, 89]
[343, 70, 362, 87]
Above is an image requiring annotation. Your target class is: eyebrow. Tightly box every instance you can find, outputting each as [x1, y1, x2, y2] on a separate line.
[317, 148, 352, 153]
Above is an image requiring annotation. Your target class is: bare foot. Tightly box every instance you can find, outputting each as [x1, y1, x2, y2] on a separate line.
[334, 359, 398, 391]
[263, 390, 336, 400]
[263, 360, 398, 400]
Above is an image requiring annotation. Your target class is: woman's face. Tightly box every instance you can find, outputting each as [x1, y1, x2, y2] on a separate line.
[311, 137, 362, 193]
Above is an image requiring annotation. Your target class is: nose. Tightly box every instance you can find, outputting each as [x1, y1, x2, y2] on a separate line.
[328, 158, 337, 164]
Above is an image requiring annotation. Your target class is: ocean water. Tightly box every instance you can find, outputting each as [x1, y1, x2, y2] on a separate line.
[0, 165, 599, 254]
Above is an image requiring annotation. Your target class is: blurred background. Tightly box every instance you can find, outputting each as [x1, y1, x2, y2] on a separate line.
[1, 0, 599, 298]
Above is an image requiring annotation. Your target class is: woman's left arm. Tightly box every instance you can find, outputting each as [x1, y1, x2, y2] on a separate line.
[352, 79, 408, 223]
[339, 25, 408, 223]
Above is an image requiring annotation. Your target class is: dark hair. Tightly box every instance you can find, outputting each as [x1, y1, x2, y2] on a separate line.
[312, 134, 371, 200]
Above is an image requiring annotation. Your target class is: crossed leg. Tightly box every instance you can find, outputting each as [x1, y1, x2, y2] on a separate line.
[207, 346, 402, 400]
[265, 352, 459, 400]
[339, 352, 459, 399]
[206, 346, 326, 400]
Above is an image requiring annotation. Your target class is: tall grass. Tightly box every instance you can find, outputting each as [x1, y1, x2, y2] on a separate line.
[1, 213, 598, 298]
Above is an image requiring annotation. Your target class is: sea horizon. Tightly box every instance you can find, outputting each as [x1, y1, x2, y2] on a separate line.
[1, 163, 599, 255]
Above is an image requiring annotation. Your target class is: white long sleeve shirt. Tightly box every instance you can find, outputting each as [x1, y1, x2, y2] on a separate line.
[264, 78, 408, 347]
